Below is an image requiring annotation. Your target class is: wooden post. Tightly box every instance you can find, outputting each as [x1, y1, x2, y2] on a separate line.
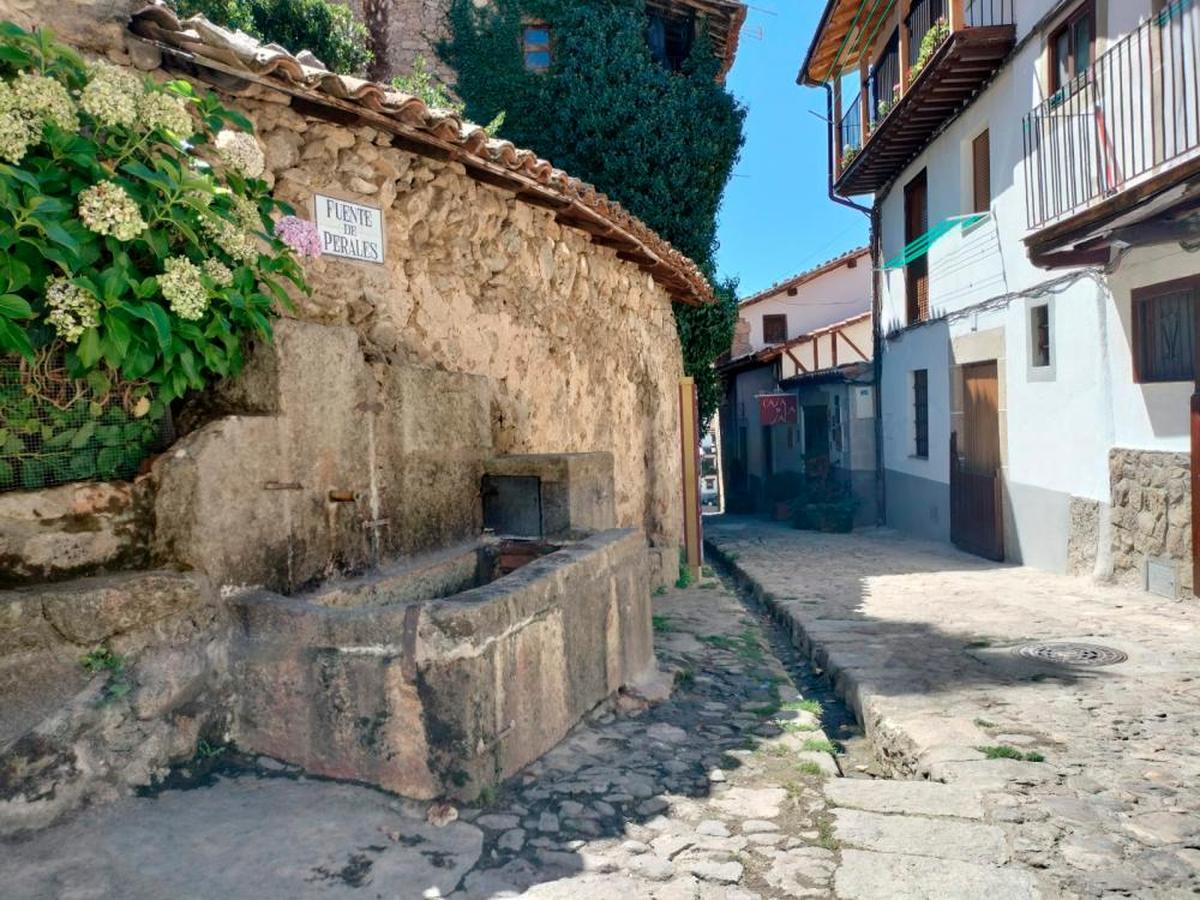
[859, 56, 871, 137]
[833, 74, 844, 171]
[679, 377, 703, 582]
[949, 0, 965, 32]
[898, 0, 911, 94]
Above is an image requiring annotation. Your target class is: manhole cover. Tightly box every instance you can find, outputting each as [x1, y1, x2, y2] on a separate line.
[1014, 642, 1128, 667]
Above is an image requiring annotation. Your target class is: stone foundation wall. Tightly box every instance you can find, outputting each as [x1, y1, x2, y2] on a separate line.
[0, 482, 151, 586]
[0, 571, 230, 835]
[1109, 448, 1192, 596]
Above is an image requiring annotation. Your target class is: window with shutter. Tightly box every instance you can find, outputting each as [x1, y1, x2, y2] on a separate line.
[1132, 278, 1199, 383]
[762, 314, 788, 344]
[904, 170, 929, 324]
[972, 130, 991, 213]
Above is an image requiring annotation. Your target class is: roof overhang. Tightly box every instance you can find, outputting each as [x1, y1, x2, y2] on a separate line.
[799, 0, 895, 86]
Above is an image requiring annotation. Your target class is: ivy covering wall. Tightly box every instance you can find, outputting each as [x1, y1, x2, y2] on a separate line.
[440, 0, 745, 422]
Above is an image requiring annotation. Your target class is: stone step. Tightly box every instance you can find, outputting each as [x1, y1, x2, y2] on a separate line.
[832, 808, 1009, 865]
[835, 849, 1040, 900]
[825, 777, 984, 819]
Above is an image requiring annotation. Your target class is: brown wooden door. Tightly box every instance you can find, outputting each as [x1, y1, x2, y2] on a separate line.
[905, 171, 929, 324]
[951, 361, 1004, 561]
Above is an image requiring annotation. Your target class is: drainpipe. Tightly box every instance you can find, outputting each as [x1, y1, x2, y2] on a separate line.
[822, 84, 883, 524]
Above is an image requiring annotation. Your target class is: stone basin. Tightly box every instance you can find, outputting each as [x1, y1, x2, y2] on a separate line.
[231, 528, 653, 801]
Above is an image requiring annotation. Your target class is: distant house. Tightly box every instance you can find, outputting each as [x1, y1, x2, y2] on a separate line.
[717, 248, 876, 522]
[803, 0, 1200, 596]
[346, 0, 747, 83]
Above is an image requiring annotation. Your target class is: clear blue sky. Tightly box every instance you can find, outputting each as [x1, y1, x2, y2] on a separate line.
[715, 2, 869, 299]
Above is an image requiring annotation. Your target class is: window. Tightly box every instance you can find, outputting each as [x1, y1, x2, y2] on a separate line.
[1132, 278, 1199, 383]
[522, 22, 552, 72]
[647, 11, 695, 71]
[913, 369, 929, 458]
[904, 170, 929, 324]
[972, 130, 991, 213]
[762, 314, 788, 344]
[1030, 304, 1051, 368]
[1049, 3, 1094, 92]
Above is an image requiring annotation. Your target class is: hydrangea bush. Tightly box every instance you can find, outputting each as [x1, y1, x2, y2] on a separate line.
[0, 23, 311, 489]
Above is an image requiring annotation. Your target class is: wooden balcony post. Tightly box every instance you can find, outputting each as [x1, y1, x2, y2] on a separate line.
[859, 56, 871, 136]
[898, 0, 911, 94]
[949, 0, 965, 32]
[833, 75, 844, 170]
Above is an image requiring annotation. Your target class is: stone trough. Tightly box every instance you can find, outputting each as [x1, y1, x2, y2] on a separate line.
[230, 454, 656, 802]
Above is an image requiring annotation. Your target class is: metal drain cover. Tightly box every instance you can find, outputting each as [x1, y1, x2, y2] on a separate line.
[1014, 642, 1128, 667]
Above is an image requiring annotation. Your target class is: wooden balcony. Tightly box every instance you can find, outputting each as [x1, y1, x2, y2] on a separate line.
[807, 0, 1016, 197]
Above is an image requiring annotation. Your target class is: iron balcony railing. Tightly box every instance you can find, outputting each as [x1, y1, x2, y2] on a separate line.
[1024, 0, 1200, 229]
[869, 29, 901, 126]
[964, 0, 1015, 28]
[838, 91, 864, 167]
[906, 0, 947, 68]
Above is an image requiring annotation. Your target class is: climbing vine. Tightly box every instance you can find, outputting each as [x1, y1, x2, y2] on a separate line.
[440, 0, 745, 423]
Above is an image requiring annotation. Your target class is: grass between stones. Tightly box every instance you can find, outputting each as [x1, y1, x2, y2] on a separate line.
[977, 744, 1045, 762]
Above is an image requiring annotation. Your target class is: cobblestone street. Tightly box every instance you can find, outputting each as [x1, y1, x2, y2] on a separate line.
[7, 522, 1199, 897]
[707, 517, 1200, 899]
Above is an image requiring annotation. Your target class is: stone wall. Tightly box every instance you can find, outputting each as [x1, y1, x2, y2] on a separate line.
[0, 570, 229, 835]
[244, 95, 686, 585]
[1109, 448, 1192, 597]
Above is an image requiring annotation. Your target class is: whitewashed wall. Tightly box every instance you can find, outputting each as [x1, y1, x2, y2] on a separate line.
[872, 0, 1200, 569]
[741, 254, 871, 352]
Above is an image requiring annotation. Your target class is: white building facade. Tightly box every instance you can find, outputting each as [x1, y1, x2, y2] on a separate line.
[805, 0, 1200, 595]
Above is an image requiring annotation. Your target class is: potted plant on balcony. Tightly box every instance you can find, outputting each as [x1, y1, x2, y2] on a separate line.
[909, 17, 950, 82]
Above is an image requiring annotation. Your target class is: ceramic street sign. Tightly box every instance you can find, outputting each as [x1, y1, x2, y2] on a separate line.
[313, 193, 385, 264]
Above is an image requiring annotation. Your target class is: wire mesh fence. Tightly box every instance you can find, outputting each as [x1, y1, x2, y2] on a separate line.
[0, 352, 168, 493]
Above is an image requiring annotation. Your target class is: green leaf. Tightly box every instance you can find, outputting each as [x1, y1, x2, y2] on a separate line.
[0, 294, 32, 319]
[127, 302, 171, 352]
[77, 328, 101, 368]
[69, 421, 96, 449]
[0, 317, 34, 360]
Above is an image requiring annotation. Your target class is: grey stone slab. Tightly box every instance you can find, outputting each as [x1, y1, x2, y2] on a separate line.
[0, 775, 482, 900]
[832, 809, 1009, 865]
[835, 849, 1040, 900]
[824, 778, 985, 820]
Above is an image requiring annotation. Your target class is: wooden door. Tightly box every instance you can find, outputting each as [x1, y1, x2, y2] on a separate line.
[905, 171, 929, 324]
[951, 362, 1004, 560]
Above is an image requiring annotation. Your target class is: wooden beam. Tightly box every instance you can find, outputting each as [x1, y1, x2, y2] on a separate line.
[838, 329, 870, 362]
[785, 347, 808, 375]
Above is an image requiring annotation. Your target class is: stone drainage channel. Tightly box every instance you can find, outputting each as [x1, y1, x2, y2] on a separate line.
[705, 557, 879, 780]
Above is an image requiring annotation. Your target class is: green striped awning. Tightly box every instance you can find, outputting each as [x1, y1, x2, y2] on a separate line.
[882, 213, 990, 270]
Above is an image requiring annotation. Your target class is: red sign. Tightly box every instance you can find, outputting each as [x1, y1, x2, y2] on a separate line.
[758, 393, 798, 426]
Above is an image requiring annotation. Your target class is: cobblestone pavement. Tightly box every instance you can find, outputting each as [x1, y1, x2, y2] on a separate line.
[0, 569, 1045, 899]
[707, 516, 1200, 900]
[0, 576, 840, 899]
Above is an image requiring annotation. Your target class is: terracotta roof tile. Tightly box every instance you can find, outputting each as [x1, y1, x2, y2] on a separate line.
[128, 3, 714, 306]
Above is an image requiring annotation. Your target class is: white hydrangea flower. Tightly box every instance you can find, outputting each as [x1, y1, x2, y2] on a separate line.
[0, 105, 34, 163]
[202, 256, 233, 287]
[12, 73, 76, 132]
[231, 193, 263, 234]
[45, 276, 100, 343]
[137, 90, 192, 137]
[200, 213, 259, 264]
[158, 256, 209, 320]
[80, 62, 143, 128]
[214, 130, 265, 178]
[78, 181, 146, 241]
